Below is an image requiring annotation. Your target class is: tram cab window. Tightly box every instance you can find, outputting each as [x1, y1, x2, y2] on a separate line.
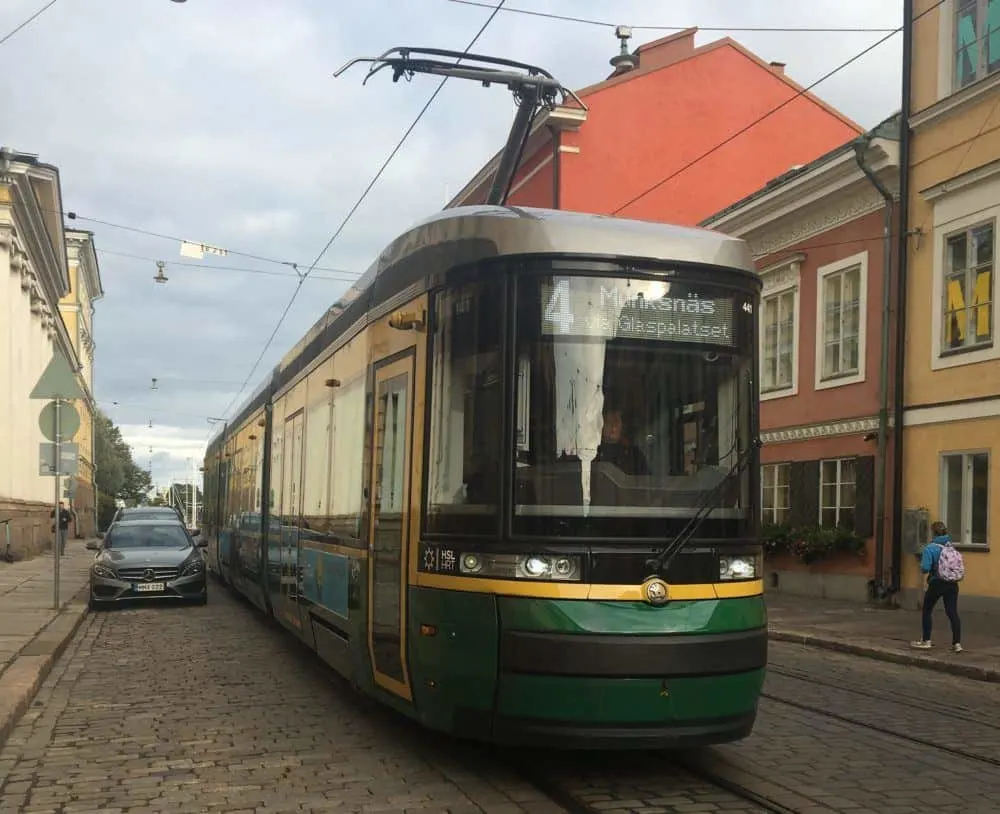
[513, 273, 753, 538]
[425, 280, 504, 535]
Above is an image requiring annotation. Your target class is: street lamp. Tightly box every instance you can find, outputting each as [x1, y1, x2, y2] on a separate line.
[154, 261, 168, 284]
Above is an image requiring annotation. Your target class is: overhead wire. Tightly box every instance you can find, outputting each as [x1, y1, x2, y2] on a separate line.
[610, 0, 948, 217]
[446, 0, 900, 33]
[216, 0, 509, 421]
[55, 208, 307, 270]
[0, 0, 60, 47]
[97, 248, 360, 283]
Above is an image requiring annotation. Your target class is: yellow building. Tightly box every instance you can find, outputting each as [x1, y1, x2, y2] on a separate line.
[901, 0, 1000, 610]
[60, 230, 104, 538]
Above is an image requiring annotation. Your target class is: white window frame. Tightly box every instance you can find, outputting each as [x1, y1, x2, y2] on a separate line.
[819, 457, 857, 529]
[814, 251, 869, 391]
[758, 256, 802, 401]
[950, 0, 1000, 91]
[761, 462, 791, 526]
[939, 450, 991, 547]
[927, 176, 1000, 371]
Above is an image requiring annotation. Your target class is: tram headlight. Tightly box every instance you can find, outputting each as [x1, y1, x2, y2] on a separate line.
[719, 555, 759, 581]
[451, 551, 582, 581]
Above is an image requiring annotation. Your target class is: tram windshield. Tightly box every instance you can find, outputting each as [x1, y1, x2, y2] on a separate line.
[513, 273, 754, 538]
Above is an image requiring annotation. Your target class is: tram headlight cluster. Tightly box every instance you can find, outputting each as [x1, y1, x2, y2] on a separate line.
[718, 555, 759, 581]
[457, 552, 582, 582]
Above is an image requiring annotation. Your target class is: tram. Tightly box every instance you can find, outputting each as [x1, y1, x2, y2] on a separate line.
[202, 204, 766, 748]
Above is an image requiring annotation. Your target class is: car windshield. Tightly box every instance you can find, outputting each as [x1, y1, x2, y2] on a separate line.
[513, 273, 754, 538]
[107, 525, 190, 549]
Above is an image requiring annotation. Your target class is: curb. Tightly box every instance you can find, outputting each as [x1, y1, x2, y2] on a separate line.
[0, 583, 90, 749]
[769, 628, 1000, 684]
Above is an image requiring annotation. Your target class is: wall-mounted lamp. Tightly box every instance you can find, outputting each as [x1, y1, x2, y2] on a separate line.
[388, 309, 425, 331]
[248, 434, 258, 441]
[325, 378, 341, 388]
[257, 418, 266, 427]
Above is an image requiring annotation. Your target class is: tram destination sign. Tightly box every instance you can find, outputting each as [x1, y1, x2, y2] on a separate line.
[541, 277, 740, 347]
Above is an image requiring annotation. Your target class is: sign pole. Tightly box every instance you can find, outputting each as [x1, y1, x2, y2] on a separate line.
[53, 398, 61, 610]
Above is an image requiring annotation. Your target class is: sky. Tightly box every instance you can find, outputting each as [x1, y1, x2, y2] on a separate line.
[1, 0, 904, 491]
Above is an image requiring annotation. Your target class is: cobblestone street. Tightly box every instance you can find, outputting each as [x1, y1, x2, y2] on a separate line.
[4, 582, 1000, 813]
[0, 586, 559, 814]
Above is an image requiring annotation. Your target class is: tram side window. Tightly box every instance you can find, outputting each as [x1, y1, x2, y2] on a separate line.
[425, 280, 504, 535]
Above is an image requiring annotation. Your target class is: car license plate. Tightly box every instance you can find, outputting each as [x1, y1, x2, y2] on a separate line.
[134, 582, 165, 593]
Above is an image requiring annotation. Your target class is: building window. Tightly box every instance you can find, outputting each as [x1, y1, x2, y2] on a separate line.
[942, 222, 994, 353]
[820, 458, 856, 528]
[941, 452, 990, 546]
[819, 260, 864, 381]
[762, 463, 791, 526]
[954, 0, 1000, 90]
[761, 288, 796, 393]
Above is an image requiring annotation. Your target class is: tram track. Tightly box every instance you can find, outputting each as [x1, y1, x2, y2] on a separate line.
[760, 691, 1000, 769]
[767, 663, 1000, 730]
[508, 748, 816, 814]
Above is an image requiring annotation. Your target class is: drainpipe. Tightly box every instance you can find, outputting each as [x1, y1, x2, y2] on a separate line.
[891, 0, 914, 595]
[853, 135, 894, 600]
[548, 124, 561, 209]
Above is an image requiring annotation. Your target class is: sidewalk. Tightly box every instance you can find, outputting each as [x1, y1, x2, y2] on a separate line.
[766, 591, 1000, 683]
[0, 541, 95, 747]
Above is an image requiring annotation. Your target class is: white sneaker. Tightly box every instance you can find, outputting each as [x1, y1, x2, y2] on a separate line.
[952, 643, 963, 653]
[910, 640, 932, 649]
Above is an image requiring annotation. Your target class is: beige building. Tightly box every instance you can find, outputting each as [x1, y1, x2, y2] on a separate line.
[0, 148, 103, 557]
[900, 0, 999, 611]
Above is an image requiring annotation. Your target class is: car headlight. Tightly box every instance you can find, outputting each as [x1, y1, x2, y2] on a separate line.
[181, 557, 205, 577]
[92, 564, 117, 580]
[455, 552, 582, 582]
[719, 555, 759, 581]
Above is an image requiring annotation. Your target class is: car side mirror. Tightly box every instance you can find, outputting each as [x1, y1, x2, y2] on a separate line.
[96, 532, 105, 539]
[85, 541, 99, 550]
[197, 539, 208, 548]
[191, 528, 201, 537]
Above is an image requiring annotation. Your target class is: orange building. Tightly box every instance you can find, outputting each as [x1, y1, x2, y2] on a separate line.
[702, 115, 902, 603]
[448, 28, 863, 225]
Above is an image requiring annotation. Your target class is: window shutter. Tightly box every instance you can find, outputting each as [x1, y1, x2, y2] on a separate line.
[854, 454, 876, 538]
[789, 460, 820, 527]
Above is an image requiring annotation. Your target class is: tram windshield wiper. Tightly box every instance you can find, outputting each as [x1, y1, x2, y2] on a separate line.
[644, 437, 761, 579]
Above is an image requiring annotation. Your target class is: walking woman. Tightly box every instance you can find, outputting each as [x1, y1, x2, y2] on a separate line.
[910, 521, 963, 653]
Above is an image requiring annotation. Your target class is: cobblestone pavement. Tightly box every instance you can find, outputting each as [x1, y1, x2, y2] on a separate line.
[528, 641, 1000, 813]
[0, 588, 564, 814]
[5, 584, 1000, 814]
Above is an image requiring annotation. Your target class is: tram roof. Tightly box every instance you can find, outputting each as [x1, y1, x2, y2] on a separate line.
[206, 206, 754, 452]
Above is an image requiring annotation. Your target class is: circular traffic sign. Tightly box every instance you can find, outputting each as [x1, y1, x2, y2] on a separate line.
[39, 400, 80, 442]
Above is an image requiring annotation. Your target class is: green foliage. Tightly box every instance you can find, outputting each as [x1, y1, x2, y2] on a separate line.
[762, 523, 867, 565]
[93, 410, 152, 526]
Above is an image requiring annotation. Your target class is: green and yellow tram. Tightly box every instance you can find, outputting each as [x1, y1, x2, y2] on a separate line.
[203, 205, 766, 748]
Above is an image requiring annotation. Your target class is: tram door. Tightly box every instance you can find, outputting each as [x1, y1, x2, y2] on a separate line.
[367, 353, 414, 701]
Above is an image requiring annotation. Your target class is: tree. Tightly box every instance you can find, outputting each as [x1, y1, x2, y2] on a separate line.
[94, 410, 153, 528]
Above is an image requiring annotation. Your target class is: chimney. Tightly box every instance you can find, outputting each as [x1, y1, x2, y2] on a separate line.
[769, 61, 786, 75]
[609, 25, 637, 75]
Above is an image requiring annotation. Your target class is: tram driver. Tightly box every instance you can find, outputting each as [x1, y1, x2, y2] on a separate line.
[595, 407, 650, 476]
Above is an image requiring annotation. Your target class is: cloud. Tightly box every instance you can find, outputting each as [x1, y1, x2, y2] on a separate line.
[2, 0, 905, 489]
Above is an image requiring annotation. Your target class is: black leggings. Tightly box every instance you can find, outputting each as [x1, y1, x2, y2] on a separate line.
[921, 580, 961, 644]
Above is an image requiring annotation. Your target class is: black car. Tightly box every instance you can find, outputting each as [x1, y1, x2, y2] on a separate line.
[86, 520, 208, 610]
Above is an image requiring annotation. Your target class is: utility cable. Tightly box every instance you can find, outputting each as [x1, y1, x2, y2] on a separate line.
[217, 0, 508, 421]
[97, 248, 359, 282]
[55, 208, 306, 270]
[611, 0, 947, 217]
[446, 0, 899, 33]
[0, 0, 60, 47]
